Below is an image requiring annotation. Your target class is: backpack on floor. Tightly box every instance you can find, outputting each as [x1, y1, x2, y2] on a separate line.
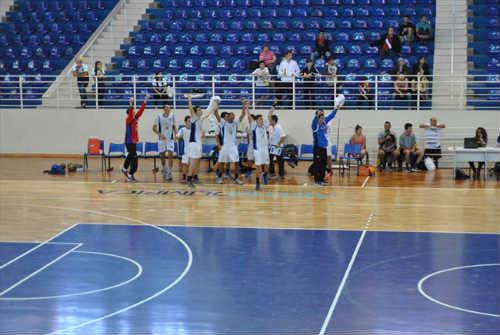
[45, 164, 66, 175]
[454, 168, 470, 180]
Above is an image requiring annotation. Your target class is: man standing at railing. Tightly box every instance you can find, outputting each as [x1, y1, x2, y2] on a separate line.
[72, 57, 89, 108]
[277, 51, 300, 107]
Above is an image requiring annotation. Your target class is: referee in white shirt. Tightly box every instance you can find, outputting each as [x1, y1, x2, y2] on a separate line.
[72, 58, 89, 108]
[276, 51, 300, 107]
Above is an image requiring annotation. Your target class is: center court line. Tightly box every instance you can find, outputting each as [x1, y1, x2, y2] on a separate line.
[318, 214, 371, 335]
[0, 243, 82, 297]
[0, 224, 78, 270]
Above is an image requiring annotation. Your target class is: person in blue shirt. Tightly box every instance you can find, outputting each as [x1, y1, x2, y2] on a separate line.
[311, 107, 340, 186]
[416, 15, 432, 43]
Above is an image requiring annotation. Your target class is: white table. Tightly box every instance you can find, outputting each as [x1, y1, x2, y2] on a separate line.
[452, 147, 500, 179]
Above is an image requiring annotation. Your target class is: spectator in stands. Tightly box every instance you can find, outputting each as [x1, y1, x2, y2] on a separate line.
[378, 121, 399, 171]
[152, 71, 169, 108]
[416, 15, 433, 43]
[94, 61, 106, 106]
[301, 59, 319, 108]
[72, 57, 89, 108]
[259, 44, 277, 72]
[312, 30, 331, 61]
[252, 61, 271, 105]
[412, 56, 430, 76]
[411, 72, 429, 102]
[469, 127, 488, 179]
[350, 125, 368, 164]
[356, 78, 373, 109]
[393, 74, 410, 107]
[399, 15, 415, 44]
[277, 51, 300, 107]
[399, 122, 424, 172]
[420, 117, 446, 168]
[392, 57, 410, 75]
[268, 107, 286, 180]
[376, 27, 401, 58]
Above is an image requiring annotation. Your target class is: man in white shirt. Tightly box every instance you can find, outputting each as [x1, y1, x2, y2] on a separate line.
[71, 58, 89, 108]
[268, 107, 286, 179]
[419, 117, 445, 168]
[214, 101, 247, 184]
[252, 61, 271, 105]
[153, 105, 176, 181]
[248, 107, 276, 190]
[277, 51, 300, 107]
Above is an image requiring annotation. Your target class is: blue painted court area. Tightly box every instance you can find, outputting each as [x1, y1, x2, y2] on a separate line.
[0, 224, 499, 335]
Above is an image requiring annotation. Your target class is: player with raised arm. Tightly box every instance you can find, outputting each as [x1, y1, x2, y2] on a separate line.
[122, 94, 150, 182]
[176, 115, 191, 183]
[186, 95, 219, 187]
[214, 100, 247, 184]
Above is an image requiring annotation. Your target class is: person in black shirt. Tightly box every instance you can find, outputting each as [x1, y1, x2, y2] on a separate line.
[392, 57, 410, 75]
[301, 59, 319, 108]
[412, 56, 430, 76]
[399, 16, 415, 43]
[469, 127, 488, 180]
[312, 30, 331, 61]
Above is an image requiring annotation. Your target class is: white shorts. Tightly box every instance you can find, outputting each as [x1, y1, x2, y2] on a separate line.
[158, 139, 175, 153]
[254, 148, 270, 166]
[246, 144, 254, 161]
[181, 142, 190, 164]
[188, 142, 202, 159]
[218, 144, 239, 163]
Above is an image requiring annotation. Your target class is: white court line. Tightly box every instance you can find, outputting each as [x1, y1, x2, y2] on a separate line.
[0, 241, 79, 245]
[418, 263, 500, 318]
[13, 204, 192, 335]
[0, 250, 143, 301]
[0, 224, 78, 270]
[361, 176, 370, 188]
[76, 222, 500, 236]
[318, 214, 371, 335]
[0, 243, 82, 297]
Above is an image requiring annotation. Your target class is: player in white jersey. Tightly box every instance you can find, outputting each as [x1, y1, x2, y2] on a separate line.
[176, 115, 191, 183]
[243, 115, 256, 179]
[248, 107, 275, 190]
[186, 94, 219, 187]
[214, 100, 248, 184]
[152, 105, 176, 181]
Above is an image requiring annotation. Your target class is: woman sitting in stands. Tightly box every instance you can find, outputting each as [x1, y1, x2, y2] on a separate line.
[350, 125, 368, 164]
[469, 127, 488, 180]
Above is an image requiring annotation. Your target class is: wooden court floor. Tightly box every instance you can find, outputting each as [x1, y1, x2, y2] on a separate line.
[0, 157, 499, 242]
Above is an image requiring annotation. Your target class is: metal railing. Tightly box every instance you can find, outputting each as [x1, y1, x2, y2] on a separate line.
[0, 73, 499, 111]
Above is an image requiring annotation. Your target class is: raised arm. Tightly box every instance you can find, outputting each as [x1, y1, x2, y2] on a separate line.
[419, 123, 429, 129]
[325, 108, 338, 124]
[268, 106, 275, 122]
[187, 95, 195, 117]
[134, 94, 149, 120]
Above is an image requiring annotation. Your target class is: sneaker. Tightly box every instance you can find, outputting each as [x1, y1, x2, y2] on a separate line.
[121, 168, 129, 179]
[187, 180, 195, 188]
[411, 167, 419, 172]
[130, 175, 138, 182]
[193, 177, 201, 184]
[216, 176, 223, 184]
[315, 181, 329, 187]
[233, 178, 244, 185]
[268, 174, 279, 180]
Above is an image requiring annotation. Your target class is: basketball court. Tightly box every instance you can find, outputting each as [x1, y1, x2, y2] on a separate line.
[0, 158, 498, 334]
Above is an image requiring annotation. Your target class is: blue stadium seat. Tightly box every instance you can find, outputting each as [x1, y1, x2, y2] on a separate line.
[381, 58, 394, 70]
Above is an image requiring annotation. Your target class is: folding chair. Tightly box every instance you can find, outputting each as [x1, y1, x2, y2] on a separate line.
[106, 142, 126, 172]
[299, 144, 314, 161]
[83, 139, 106, 171]
[340, 143, 362, 175]
[144, 141, 160, 172]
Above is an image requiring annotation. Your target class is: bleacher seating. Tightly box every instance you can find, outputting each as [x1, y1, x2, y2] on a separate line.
[0, 0, 119, 107]
[110, 0, 435, 108]
[467, 0, 500, 109]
